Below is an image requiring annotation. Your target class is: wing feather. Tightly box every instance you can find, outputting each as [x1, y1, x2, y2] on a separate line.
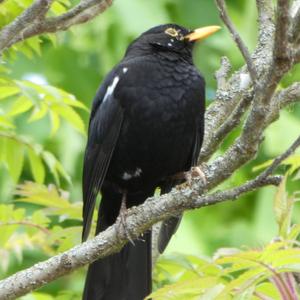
[82, 71, 124, 241]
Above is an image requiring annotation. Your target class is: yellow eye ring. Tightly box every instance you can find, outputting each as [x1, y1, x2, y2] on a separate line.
[165, 28, 179, 37]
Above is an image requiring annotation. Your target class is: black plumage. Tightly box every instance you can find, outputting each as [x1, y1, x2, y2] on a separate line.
[82, 23, 218, 300]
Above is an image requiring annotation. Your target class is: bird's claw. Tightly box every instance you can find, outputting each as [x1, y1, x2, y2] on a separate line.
[191, 166, 207, 183]
[185, 166, 207, 186]
[116, 192, 135, 245]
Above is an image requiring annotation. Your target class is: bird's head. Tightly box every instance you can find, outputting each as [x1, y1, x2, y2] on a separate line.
[125, 24, 220, 60]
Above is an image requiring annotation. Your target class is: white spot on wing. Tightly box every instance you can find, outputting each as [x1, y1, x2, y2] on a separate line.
[123, 67, 128, 73]
[133, 168, 142, 177]
[122, 172, 132, 180]
[103, 76, 119, 103]
[122, 168, 142, 180]
[168, 43, 172, 47]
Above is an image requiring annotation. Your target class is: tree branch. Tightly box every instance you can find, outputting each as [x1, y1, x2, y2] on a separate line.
[0, 164, 286, 300]
[289, 0, 300, 44]
[202, 2, 275, 165]
[277, 82, 300, 107]
[256, 0, 275, 38]
[215, 56, 231, 90]
[1, 130, 299, 300]
[266, 82, 300, 124]
[294, 46, 300, 63]
[0, 0, 113, 52]
[274, 0, 291, 62]
[200, 90, 253, 162]
[0, 0, 53, 50]
[215, 0, 257, 81]
[0, 221, 50, 235]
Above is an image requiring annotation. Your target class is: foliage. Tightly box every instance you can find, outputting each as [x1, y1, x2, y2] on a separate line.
[0, 66, 87, 178]
[0, 182, 82, 273]
[0, 3, 88, 294]
[150, 177, 300, 299]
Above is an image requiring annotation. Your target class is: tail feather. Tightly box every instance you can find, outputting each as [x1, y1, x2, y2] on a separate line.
[83, 184, 153, 300]
[83, 231, 152, 300]
[157, 181, 182, 253]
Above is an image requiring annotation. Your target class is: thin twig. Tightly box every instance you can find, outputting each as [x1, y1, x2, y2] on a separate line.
[0, 221, 50, 235]
[260, 135, 300, 177]
[256, 0, 275, 43]
[289, 1, 300, 44]
[274, 0, 290, 61]
[215, 0, 257, 82]
[276, 82, 300, 107]
[266, 81, 300, 124]
[215, 56, 231, 90]
[203, 135, 300, 210]
[294, 46, 300, 63]
[200, 92, 253, 162]
[0, 0, 53, 50]
[0, 0, 113, 52]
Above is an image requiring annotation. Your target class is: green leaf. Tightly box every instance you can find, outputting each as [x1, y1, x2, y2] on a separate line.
[5, 138, 24, 182]
[198, 283, 224, 299]
[0, 116, 15, 128]
[273, 176, 293, 238]
[8, 95, 33, 116]
[42, 151, 71, 184]
[253, 154, 300, 175]
[16, 182, 70, 208]
[50, 2, 68, 15]
[51, 104, 86, 135]
[0, 85, 20, 100]
[0, 131, 69, 184]
[26, 36, 42, 56]
[255, 282, 281, 300]
[284, 154, 300, 175]
[27, 148, 45, 184]
[46, 34, 57, 47]
[49, 111, 60, 136]
[148, 277, 219, 300]
[31, 210, 50, 227]
[15, 182, 82, 220]
[288, 224, 300, 241]
[15, 80, 42, 105]
[49, 226, 81, 252]
[20, 292, 54, 300]
[28, 102, 48, 122]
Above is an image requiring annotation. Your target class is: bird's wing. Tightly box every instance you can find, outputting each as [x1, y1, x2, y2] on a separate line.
[191, 119, 203, 166]
[82, 69, 124, 241]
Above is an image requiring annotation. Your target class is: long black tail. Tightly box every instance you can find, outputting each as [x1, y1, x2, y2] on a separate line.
[83, 183, 153, 300]
[157, 180, 182, 253]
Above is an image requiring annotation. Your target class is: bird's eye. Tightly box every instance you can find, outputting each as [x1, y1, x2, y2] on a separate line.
[165, 28, 179, 37]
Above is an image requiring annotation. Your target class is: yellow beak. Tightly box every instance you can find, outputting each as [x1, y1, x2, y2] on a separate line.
[185, 25, 221, 42]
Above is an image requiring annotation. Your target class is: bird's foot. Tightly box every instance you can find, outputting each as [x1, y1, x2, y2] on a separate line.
[190, 166, 207, 184]
[172, 166, 207, 187]
[116, 192, 135, 245]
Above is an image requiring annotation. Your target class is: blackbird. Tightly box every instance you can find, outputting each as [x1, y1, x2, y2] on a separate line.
[82, 24, 220, 300]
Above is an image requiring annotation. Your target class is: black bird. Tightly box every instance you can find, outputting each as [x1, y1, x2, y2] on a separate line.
[82, 24, 220, 300]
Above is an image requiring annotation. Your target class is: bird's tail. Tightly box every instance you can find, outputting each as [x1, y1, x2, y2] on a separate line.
[82, 184, 152, 300]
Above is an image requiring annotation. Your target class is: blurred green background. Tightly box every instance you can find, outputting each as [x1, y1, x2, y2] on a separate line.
[0, 0, 299, 298]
